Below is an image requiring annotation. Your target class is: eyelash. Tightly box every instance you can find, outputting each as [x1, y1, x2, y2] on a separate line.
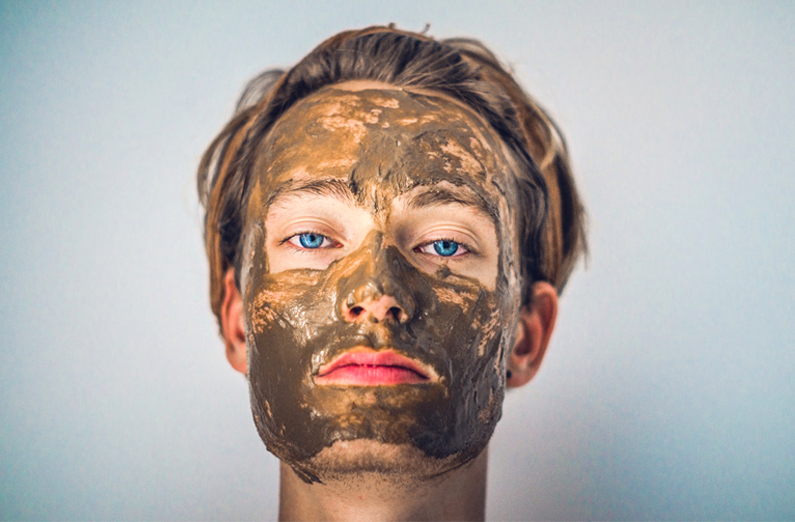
[414, 238, 471, 258]
[283, 232, 340, 251]
[282, 232, 473, 259]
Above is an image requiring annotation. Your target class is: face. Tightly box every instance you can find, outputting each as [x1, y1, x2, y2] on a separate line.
[239, 82, 523, 482]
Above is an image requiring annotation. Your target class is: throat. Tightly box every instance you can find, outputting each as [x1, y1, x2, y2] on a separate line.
[278, 443, 489, 522]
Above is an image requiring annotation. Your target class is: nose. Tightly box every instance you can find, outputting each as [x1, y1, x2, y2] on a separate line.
[342, 292, 410, 324]
[335, 233, 417, 325]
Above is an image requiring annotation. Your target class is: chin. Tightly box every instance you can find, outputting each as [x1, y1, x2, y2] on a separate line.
[291, 439, 472, 485]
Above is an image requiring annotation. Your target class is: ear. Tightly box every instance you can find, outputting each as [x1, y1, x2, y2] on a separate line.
[221, 269, 247, 375]
[506, 281, 558, 388]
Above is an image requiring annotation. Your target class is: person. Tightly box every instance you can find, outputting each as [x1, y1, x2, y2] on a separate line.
[197, 25, 586, 521]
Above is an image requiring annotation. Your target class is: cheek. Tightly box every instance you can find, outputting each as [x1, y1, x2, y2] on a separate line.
[242, 227, 333, 408]
[243, 267, 332, 459]
[248, 275, 316, 332]
[429, 277, 510, 379]
[428, 280, 510, 444]
[241, 220, 332, 336]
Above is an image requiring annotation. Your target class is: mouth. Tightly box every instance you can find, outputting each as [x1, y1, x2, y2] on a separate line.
[314, 348, 438, 386]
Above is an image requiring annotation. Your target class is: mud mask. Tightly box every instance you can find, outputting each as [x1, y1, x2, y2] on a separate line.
[240, 85, 523, 482]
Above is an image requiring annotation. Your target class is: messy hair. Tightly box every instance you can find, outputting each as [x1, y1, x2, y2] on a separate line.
[198, 26, 586, 325]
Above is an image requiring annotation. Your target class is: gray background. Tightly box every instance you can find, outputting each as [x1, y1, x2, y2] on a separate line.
[2, 1, 793, 520]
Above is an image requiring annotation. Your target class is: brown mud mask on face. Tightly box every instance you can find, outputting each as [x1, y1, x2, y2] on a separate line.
[240, 85, 524, 483]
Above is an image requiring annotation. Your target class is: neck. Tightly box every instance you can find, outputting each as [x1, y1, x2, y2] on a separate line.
[278, 448, 489, 522]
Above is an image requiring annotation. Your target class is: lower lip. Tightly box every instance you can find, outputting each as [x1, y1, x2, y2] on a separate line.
[314, 365, 428, 386]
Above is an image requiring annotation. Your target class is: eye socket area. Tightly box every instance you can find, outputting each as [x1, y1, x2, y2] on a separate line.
[389, 199, 500, 289]
[263, 191, 372, 273]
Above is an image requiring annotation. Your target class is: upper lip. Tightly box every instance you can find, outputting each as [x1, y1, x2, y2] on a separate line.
[316, 348, 439, 381]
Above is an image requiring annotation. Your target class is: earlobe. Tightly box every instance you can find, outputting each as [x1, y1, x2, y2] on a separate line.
[221, 269, 248, 375]
[506, 282, 558, 388]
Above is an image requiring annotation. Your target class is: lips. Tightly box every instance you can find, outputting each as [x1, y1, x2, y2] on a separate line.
[314, 348, 438, 386]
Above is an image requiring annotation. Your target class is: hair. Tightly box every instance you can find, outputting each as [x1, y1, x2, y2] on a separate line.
[197, 25, 587, 327]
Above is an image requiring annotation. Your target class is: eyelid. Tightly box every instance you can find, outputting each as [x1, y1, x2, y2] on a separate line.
[413, 228, 479, 253]
[275, 216, 347, 246]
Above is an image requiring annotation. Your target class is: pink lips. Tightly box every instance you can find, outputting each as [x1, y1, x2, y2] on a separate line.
[314, 349, 437, 386]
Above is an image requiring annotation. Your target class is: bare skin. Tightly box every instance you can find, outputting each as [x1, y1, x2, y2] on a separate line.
[279, 446, 488, 522]
[220, 81, 559, 521]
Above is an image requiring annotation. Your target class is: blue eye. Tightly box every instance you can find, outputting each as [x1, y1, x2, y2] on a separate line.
[298, 233, 325, 249]
[433, 240, 460, 257]
[415, 238, 469, 258]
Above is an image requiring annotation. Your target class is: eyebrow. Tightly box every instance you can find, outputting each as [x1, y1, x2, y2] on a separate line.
[403, 184, 497, 220]
[265, 177, 498, 221]
[266, 178, 356, 209]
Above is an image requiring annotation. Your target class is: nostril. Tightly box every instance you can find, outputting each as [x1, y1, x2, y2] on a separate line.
[388, 306, 403, 322]
[342, 297, 408, 324]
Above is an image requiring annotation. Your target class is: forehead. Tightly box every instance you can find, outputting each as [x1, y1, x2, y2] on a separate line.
[252, 83, 516, 214]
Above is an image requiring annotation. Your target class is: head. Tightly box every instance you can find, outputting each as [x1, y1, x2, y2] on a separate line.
[197, 26, 586, 483]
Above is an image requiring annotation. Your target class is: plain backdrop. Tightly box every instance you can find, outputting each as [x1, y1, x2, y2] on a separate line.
[1, 1, 793, 520]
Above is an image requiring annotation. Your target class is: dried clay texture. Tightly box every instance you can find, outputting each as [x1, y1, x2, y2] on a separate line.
[240, 86, 524, 482]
